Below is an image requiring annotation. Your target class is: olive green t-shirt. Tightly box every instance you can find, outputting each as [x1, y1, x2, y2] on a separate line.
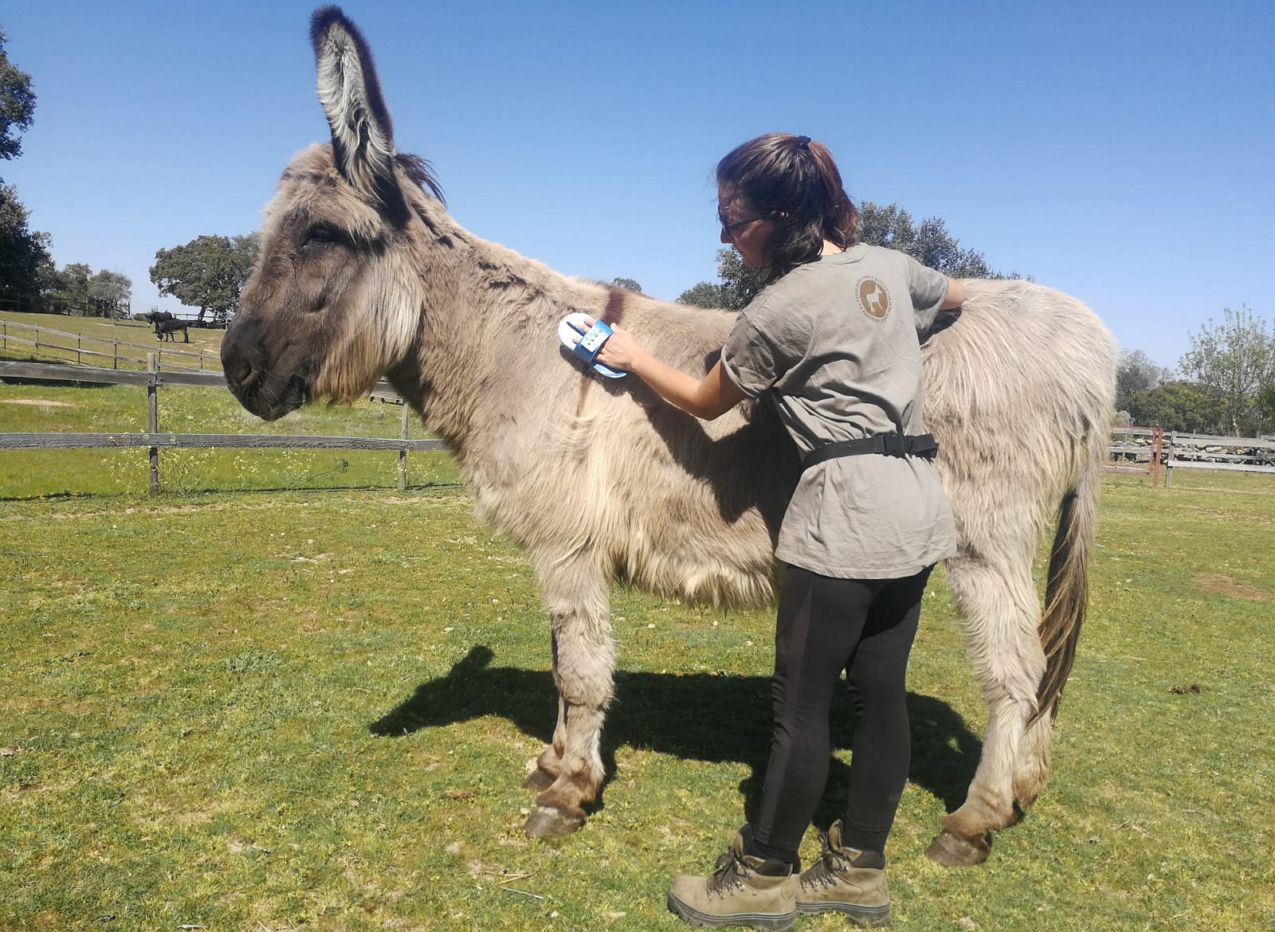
[720, 244, 957, 579]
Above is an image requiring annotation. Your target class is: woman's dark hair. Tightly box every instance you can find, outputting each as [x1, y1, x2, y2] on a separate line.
[717, 133, 858, 283]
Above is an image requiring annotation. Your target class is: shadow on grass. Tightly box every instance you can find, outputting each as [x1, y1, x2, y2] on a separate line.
[371, 646, 982, 825]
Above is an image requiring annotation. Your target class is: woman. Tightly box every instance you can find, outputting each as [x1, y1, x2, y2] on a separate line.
[587, 133, 964, 930]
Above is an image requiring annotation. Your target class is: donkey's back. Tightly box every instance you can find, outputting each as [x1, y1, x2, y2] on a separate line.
[524, 278, 1112, 615]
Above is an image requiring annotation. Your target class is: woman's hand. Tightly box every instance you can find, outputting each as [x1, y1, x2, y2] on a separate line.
[577, 317, 646, 372]
[572, 316, 745, 420]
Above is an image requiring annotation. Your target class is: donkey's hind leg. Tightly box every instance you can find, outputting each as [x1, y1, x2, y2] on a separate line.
[1013, 708, 1054, 810]
[523, 556, 615, 839]
[927, 550, 1046, 866]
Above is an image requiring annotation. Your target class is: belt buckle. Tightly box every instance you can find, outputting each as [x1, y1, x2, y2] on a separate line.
[882, 433, 905, 456]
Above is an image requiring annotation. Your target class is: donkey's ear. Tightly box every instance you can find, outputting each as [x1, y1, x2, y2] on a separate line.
[310, 6, 410, 225]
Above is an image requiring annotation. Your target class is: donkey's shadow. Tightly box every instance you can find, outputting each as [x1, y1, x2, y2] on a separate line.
[371, 646, 982, 824]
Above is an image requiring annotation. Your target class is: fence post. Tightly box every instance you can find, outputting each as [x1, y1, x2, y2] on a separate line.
[147, 353, 160, 494]
[76, 334, 82, 367]
[113, 340, 119, 369]
[1150, 427, 1163, 488]
[398, 402, 409, 492]
[1166, 431, 1176, 488]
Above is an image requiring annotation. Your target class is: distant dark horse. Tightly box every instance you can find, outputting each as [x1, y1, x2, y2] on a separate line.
[153, 317, 190, 343]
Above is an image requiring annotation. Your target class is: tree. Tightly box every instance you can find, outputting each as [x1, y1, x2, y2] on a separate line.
[35, 261, 131, 316]
[1262, 384, 1275, 433]
[610, 277, 643, 294]
[88, 269, 132, 318]
[0, 27, 47, 311]
[677, 280, 727, 309]
[678, 248, 764, 310]
[1115, 349, 1173, 414]
[55, 261, 91, 310]
[1178, 305, 1274, 436]
[150, 233, 259, 325]
[0, 181, 52, 308]
[678, 201, 1011, 310]
[0, 27, 36, 161]
[857, 202, 1009, 278]
[1126, 381, 1226, 434]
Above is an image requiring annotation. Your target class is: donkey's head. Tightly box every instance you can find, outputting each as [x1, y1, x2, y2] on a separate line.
[222, 6, 444, 420]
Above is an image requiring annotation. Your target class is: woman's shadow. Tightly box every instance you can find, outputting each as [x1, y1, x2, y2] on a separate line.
[370, 646, 982, 825]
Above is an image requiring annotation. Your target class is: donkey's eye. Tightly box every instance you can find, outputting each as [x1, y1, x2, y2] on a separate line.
[301, 224, 343, 249]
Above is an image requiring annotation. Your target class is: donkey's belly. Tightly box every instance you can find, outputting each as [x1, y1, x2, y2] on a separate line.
[609, 483, 782, 609]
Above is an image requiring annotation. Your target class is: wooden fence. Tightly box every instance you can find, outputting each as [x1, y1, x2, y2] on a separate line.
[0, 359, 443, 493]
[0, 318, 222, 372]
[1109, 426, 1275, 484]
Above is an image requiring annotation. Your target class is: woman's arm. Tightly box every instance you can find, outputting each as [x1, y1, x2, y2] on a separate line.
[941, 277, 966, 310]
[586, 323, 746, 421]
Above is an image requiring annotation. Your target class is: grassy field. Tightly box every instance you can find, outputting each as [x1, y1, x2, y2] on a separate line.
[1, 311, 224, 370]
[2, 372, 1273, 929]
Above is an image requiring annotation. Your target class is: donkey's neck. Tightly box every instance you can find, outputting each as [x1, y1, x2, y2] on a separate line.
[386, 218, 604, 456]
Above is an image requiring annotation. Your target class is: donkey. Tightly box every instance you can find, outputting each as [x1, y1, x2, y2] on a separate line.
[221, 7, 1116, 867]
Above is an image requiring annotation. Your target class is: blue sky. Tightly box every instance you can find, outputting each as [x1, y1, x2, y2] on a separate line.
[4, 1, 1272, 369]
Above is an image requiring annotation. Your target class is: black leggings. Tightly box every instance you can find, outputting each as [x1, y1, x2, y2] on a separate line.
[749, 563, 932, 864]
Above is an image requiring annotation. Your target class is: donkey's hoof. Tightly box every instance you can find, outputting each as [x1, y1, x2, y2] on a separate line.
[925, 830, 990, 867]
[524, 805, 584, 839]
[522, 768, 555, 792]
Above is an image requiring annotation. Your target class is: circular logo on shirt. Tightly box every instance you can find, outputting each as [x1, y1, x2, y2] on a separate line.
[857, 276, 891, 320]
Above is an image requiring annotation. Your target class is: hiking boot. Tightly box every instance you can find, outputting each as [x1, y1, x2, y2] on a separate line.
[666, 831, 797, 930]
[796, 821, 891, 926]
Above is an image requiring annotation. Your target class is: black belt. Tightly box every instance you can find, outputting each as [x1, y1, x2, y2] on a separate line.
[802, 432, 939, 470]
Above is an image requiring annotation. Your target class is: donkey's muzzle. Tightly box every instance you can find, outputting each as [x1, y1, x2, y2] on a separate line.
[221, 316, 305, 421]
[221, 316, 264, 394]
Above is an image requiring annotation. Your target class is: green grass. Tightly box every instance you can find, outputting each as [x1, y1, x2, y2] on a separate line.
[1, 421, 1272, 928]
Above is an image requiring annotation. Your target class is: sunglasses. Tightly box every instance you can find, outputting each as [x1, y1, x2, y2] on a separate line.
[718, 211, 772, 235]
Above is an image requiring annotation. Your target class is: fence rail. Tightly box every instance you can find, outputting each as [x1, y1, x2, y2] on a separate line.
[0, 318, 222, 372]
[0, 359, 431, 492]
[0, 359, 397, 394]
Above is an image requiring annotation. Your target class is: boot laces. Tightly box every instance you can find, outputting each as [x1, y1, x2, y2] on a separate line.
[800, 830, 853, 892]
[706, 848, 754, 897]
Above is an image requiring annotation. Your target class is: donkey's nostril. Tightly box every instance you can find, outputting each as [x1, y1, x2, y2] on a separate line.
[225, 356, 253, 386]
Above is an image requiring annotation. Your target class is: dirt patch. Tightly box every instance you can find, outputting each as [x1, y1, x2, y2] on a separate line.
[1193, 573, 1274, 604]
[0, 398, 74, 408]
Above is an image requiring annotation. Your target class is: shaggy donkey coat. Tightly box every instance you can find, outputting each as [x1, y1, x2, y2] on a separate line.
[221, 7, 1116, 866]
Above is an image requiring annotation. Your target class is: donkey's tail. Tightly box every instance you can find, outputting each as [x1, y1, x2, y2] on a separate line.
[1031, 453, 1101, 724]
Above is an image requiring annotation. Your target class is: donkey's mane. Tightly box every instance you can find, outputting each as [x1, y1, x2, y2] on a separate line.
[397, 152, 445, 204]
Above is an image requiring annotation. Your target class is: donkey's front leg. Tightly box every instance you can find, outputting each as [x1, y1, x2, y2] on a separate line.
[522, 693, 566, 792]
[523, 558, 615, 839]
